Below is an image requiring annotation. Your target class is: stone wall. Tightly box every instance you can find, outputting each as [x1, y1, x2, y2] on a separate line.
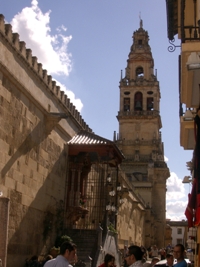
[0, 14, 91, 267]
[0, 197, 9, 267]
[0, 65, 69, 266]
[117, 193, 145, 248]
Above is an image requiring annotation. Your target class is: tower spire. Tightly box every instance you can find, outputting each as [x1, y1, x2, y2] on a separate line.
[139, 12, 143, 28]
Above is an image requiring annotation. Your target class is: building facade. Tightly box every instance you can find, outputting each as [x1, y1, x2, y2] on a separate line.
[165, 0, 200, 266]
[0, 11, 173, 267]
[115, 21, 170, 248]
[167, 220, 188, 247]
[0, 14, 147, 267]
[0, 13, 94, 267]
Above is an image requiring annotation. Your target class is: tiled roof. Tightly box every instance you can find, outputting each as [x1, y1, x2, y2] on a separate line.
[68, 130, 114, 145]
[68, 130, 125, 160]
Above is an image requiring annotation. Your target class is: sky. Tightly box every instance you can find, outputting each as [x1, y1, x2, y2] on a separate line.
[0, 0, 194, 221]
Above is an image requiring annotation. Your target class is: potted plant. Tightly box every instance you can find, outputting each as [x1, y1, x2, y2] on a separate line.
[54, 235, 73, 248]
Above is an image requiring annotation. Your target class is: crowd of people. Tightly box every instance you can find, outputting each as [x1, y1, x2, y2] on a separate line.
[25, 242, 189, 267]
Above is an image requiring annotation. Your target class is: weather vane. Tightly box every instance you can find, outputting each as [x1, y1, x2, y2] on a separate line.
[139, 12, 143, 28]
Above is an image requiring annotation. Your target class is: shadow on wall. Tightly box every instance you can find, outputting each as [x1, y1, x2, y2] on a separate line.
[1, 118, 68, 267]
[1, 115, 61, 180]
[7, 149, 67, 267]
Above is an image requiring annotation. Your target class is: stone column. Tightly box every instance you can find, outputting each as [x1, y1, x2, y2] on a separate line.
[0, 197, 10, 267]
[69, 169, 76, 206]
[75, 167, 82, 206]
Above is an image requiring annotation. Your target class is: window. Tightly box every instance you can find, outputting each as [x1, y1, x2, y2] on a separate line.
[177, 239, 183, 244]
[134, 92, 143, 111]
[136, 66, 144, 77]
[147, 97, 154, 110]
[124, 98, 130, 111]
[138, 40, 142, 45]
[177, 228, 182, 234]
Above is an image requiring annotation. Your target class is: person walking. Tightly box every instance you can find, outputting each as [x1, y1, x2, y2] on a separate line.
[149, 246, 159, 258]
[124, 245, 144, 267]
[98, 254, 115, 267]
[173, 244, 187, 267]
[44, 242, 77, 267]
[156, 253, 174, 267]
[143, 257, 160, 267]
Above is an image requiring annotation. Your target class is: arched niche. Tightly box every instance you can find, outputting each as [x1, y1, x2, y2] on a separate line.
[134, 92, 143, 111]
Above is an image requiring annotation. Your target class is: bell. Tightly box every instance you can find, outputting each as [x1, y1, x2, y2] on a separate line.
[147, 102, 153, 110]
[135, 101, 142, 110]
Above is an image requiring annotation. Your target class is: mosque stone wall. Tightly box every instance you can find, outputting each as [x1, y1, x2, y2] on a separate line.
[0, 14, 91, 267]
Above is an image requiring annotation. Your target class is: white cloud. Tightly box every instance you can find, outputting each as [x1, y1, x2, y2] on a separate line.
[166, 172, 186, 200]
[164, 155, 168, 162]
[166, 172, 191, 220]
[166, 200, 188, 221]
[11, 0, 71, 75]
[10, 0, 83, 111]
[55, 81, 83, 112]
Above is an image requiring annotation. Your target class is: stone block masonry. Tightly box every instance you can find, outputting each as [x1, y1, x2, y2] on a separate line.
[0, 13, 92, 267]
[0, 197, 10, 267]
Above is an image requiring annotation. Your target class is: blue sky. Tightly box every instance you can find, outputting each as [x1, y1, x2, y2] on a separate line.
[1, 0, 193, 220]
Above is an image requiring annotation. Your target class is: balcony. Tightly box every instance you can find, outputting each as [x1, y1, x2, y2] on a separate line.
[117, 110, 159, 118]
[180, 110, 195, 150]
[181, 42, 200, 108]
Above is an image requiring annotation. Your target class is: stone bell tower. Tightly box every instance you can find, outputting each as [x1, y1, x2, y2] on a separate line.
[115, 20, 170, 248]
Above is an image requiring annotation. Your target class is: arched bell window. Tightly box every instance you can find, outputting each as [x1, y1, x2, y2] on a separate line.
[124, 98, 130, 111]
[147, 97, 154, 110]
[136, 66, 144, 77]
[134, 92, 143, 111]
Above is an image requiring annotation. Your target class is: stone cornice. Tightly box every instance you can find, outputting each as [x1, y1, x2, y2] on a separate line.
[0, 14, 92, 133]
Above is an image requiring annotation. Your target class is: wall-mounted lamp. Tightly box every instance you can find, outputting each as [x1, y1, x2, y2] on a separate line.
[107, 174, 111, 183]
[183, 110, 194, 121]
[117, 183, 122, 191]
[119, 197, 126, 204]
[182, 176, 192, 183]
[187, 52, 200, 70]
[111, 203, 116, 212]
[106, 202, 111, 211]
[109, 188, 115, 197]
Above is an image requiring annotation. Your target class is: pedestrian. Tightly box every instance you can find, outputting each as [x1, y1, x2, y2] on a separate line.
[159, 248, 166, 260]
[41, 255, 53, 267]
[44, 242, 77, 267]
[98, 254, 115, 267]
[143, 257, 160, 267]
[124, 245, 144, 267]
[166, 244, 172, 254]
[156, 254, 174, 267]
[173, 244, 187, 267]
[25, 255, 41, 267]
[149, 246, 159, 258]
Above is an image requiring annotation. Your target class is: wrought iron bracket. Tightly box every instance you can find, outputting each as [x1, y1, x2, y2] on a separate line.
[168, 39, 181, 52]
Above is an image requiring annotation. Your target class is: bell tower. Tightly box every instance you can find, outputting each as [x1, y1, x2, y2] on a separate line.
[115, 20, 170, 248]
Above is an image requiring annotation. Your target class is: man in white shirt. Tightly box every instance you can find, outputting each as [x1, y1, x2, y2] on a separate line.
[124, 245, 144, 267]
[44, 242, 77, 267]
[150, 246, 159, 258]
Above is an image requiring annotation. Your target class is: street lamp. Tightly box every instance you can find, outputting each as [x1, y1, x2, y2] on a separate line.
[117, 182, 122, 191]
[109, 188, 115, 196]
[182, 176, 192, 183]
[183, 110, 194, 121]
[107, 174, 111, 183]
[187, 52, 200, 70]
[106, 202, 111, 211]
